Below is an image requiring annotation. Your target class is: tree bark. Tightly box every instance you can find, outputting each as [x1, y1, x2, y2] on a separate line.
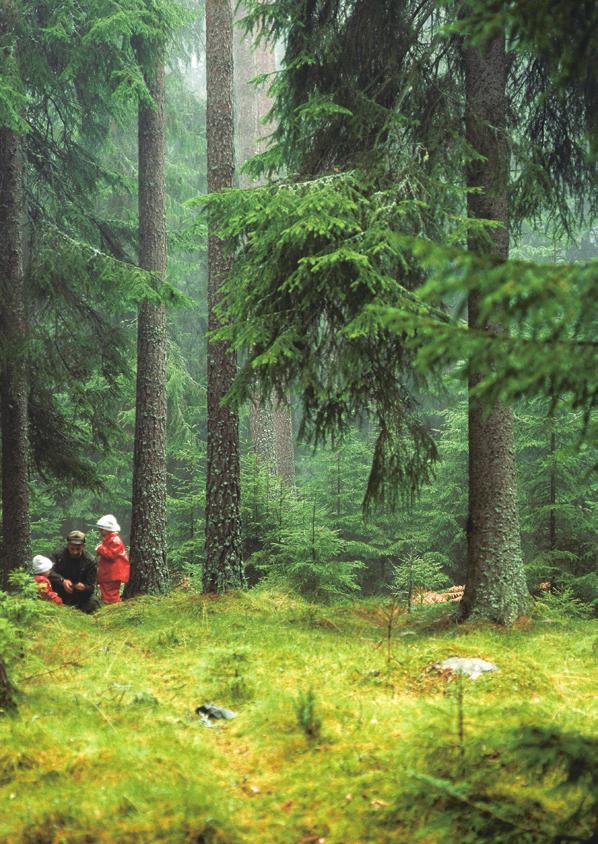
[248, 396, 276, 468]
[461, 33, 528, 624]
[126, 50, 169, 596]
[0, 126, 30, 586]
[204, 0, 244, 592]
[273, 396, 294, 484]
[0, 654, 15, 711]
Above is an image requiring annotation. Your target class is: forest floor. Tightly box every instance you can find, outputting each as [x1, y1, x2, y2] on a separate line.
[0, 587, 596, 843]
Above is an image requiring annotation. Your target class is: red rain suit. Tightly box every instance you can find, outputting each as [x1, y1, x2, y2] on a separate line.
[34, 575, 64, 605]
[95, 532, 130, 604]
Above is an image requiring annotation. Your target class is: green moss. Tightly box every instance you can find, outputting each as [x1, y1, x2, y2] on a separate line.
[0, 591, 595, 842]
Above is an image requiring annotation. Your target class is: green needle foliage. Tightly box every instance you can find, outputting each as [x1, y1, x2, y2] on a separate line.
[367, 235, 598, 425]
[392, 552, 450, 610]
[246, 481, 364, 601]
[0, 572, 49, 712]
[294, 687, 322, 741]
[516, 399, 597, 609]
[0, 0, 192, 499]
[238, 0, 463, 180]
[26, 226, 186, 490]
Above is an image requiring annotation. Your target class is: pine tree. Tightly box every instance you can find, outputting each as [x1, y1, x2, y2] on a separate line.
[204, 0, 244, 592]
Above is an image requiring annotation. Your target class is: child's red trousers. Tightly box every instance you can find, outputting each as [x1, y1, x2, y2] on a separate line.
[98, 580, 122, 604]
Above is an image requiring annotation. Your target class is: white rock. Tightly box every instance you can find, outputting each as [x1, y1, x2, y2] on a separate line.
[438, 657, 498, 680]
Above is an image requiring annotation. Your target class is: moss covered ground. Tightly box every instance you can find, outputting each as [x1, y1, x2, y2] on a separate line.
[1, 588, 596, 843]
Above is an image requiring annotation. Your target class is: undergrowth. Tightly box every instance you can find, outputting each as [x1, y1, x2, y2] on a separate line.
[0, 587, 596, 843]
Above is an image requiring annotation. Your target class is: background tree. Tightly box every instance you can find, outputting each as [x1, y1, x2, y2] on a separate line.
[233, 14, 295, 483]
[234, 14, 277, 473]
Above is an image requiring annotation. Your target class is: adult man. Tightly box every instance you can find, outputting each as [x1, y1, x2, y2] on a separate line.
[48, 530, 100, 613]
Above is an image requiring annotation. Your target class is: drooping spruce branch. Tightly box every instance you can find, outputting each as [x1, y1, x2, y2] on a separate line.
[193, 167, 462, 511]
[32, 226, 190, 309]
[238, 0, 462, 180]
[445, 0, 598, 160]
[367, 234, 597, 427]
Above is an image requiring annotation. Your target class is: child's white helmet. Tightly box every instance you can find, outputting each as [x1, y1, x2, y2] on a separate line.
[32, 555, 53, 574]
[96, 514, 121, 532]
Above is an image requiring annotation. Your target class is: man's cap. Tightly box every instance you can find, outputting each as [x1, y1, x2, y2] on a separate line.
[66, 530, 86, 545]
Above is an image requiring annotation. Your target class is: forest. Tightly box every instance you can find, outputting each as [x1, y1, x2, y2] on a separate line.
[0, 1, 596, 842]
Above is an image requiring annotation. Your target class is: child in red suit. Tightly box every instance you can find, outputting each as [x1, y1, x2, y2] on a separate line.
[95, 514, 130, 604]
[31, 555, 63, 605]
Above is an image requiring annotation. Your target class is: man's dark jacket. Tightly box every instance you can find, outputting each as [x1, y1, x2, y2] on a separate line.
[48, 547, 97, 607]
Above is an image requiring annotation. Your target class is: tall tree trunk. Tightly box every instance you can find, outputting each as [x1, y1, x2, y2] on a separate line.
[549, 425, 556, 552]
[0, 127, 30, 586]
[461, 33, 528, 624]
[204, 0, 244, 592]
[126, 49, 169, 596]
[234, 19, 295, 481]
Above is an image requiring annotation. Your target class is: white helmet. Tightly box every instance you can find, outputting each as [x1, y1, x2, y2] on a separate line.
[96, 514, 121, 532]
[32, 555, 53, 574]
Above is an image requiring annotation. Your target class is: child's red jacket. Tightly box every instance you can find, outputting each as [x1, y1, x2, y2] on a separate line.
[34, 575, 63, 605]
[95, 532, 130, 584]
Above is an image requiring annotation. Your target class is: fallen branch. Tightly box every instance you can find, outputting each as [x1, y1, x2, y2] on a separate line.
[18, 660, 83, 683]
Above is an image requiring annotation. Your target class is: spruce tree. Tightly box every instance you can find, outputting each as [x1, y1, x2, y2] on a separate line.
[0, 1, 184, 582]
[204, 0, 244, 592]
[461, 32, 528, 623]
[0, 124, 30, 582]
[127, 31, 169, 596]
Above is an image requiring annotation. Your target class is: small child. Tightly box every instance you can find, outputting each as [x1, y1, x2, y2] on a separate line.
[31, 555, 64, 605]
[95, 514, 130, 604]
